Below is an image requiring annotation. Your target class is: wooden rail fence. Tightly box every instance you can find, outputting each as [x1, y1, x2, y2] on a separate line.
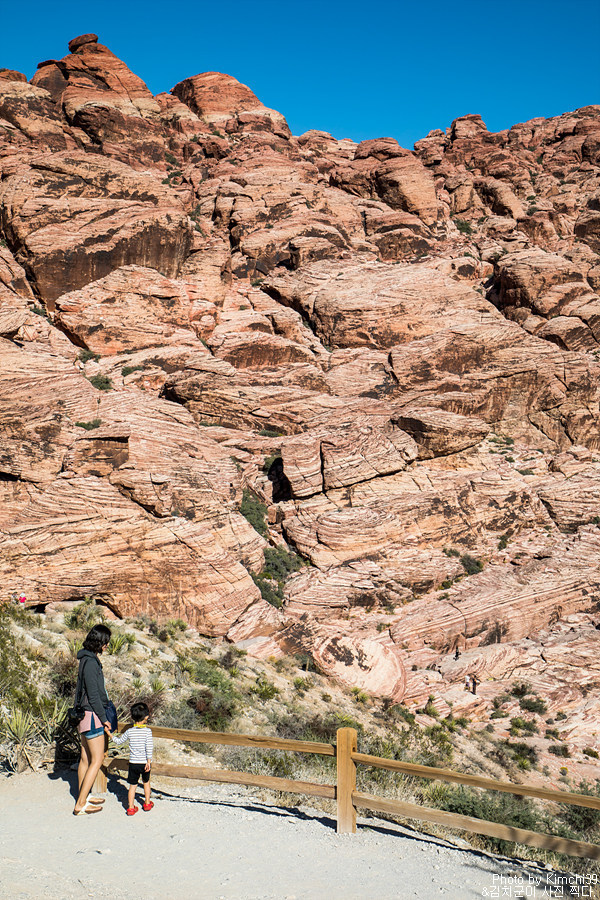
[95, 725, 600, 861]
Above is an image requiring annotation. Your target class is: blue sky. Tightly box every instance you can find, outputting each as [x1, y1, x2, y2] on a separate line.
[1, 0, 598, 149]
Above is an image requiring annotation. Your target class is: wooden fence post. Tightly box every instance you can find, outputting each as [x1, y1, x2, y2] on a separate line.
[336, 727, 357, 834]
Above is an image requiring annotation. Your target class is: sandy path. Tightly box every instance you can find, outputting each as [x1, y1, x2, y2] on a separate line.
[0, 771, 575, 900]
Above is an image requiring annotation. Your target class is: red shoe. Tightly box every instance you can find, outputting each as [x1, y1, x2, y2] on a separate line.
[142, 801, 154, 811]
[126, 807, 138, 816]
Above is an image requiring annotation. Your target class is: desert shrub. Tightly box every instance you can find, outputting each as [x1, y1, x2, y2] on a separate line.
[454, 218, 473, 235]
[460, 554, 483, 575]
[559, 781, 600, 834]
[431, 784, 546, 853]
[75, 419, 102, 430]
[385, 704, 416, 726]
[0, 607, 38, 711]
[583, 747, 599, 759]
[79, 349, 100, 363]
[519, 695, 547, 714]
[189, 656, 237, 699]
[511, 681, 532, 698]
[240, 489, 268, 536]
[498, 533, 509, 550]
[250, 675, 279, 701]
[107, 633, 128, 655]
[186, 688, 236, 731]
[252, 545, 305, 608]
[549, 743, 570, 758]
[510, 717, 538, 735]
[251, 574, 283, 608]
[417, 695, 439, 718]
[63, 597, 104, 631]
[443, 548, 460, 557]
[351, 687, 369, 704]
[122, 365, 146, 377]
[503, 740, 538, 770]
[87, 374, 113, 391]
[263, 546, 304, 581]
[272, 710, 364, 744]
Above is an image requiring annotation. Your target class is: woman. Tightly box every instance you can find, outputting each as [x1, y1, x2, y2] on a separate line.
[73, 623, 113, 815]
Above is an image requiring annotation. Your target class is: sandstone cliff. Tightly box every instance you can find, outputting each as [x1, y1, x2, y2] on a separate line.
[2, 34, 600, 781]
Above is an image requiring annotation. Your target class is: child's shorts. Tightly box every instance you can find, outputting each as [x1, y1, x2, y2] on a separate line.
[127, 762, 150, 785]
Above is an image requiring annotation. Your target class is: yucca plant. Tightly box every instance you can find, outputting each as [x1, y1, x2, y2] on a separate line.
[67, 638, 83, 659]
[149, 676, 166, 695]
[107, 633, 127, 655]
[0, 706, 38, 771]
[37, 698, 69, 745]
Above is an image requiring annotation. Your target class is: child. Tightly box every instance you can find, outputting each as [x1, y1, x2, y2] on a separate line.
[111, 702, 154, 816]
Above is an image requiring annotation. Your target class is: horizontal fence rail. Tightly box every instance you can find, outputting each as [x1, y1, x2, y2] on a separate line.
[95, 725, 600, 860]
[144, 725, 335, 756]
[106, 757, 335, 799]
[352, 752, 600, 811]
[352, 792, 600, 861]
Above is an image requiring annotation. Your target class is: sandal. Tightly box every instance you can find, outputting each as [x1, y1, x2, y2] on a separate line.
[126, 807, 138, 816]
[142, 801, 154, 811]
[73, 805, 102, 815]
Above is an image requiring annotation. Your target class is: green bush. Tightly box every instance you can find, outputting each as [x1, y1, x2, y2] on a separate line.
[583, 747, 599, 759]
[431, 784, 546, 853]
[64, 597, 104, 631]
[549, 743, 570, 758]
[511, 681, 532, 698]
[122, 365, 146, 377]
[519, 695, 547, 714]
[454, 218, 473, 235]
[74, 419, 102, 430]
[460, 554, 483, 575]
[87, 374, 113, 391]
[250, 675, 279, 701]
[251, 545, 306, 609]
[559, 781, 600, 833]
[186, 688, 236, 731]
[240, 489, 268, 537]
[79, 349, 100, 363]
[510, 717, 538, 735]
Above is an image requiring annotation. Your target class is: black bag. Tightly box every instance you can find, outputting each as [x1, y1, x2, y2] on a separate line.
[67, 658, 88, 728]
[104, 701, 118, 733]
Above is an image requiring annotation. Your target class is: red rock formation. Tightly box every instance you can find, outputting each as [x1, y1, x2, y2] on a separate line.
[1, 35, 600, 765]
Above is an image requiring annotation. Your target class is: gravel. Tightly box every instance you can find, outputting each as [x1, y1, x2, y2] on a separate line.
[0, 771, 580, 900]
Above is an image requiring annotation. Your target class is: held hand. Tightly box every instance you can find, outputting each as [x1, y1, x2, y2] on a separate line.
[104, 721, 112, 733]
[144, 761, 151, 772]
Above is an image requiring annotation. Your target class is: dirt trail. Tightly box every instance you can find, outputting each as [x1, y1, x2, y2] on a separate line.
[0, 772, 578, 900]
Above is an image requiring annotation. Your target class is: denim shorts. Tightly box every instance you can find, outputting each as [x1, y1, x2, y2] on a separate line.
[82, 723, 105, 739]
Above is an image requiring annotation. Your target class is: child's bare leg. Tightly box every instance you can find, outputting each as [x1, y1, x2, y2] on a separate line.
[128, 783, 136, 809]
[143, 780, 151, 804]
